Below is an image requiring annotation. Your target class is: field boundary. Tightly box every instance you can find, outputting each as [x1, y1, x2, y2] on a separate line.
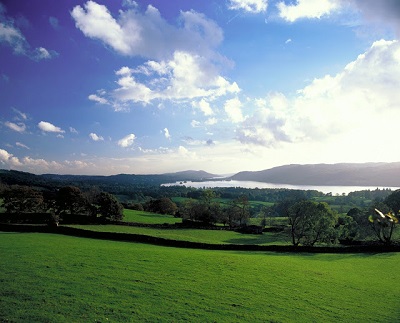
[1, 223, 400, 253]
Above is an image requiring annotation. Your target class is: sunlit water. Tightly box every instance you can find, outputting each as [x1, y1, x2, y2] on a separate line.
[161, 180, 399, 195]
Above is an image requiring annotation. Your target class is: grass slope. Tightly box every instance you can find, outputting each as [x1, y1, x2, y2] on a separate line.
[1, 232, 400, 322]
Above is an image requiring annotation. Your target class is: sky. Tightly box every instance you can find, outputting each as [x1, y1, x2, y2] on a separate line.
[1, 0, 400, 175]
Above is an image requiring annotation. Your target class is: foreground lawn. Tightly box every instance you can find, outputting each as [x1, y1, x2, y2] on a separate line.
[1, 232, 400, 322]
[122, 209, 182, 224]
[68, 224, 289, 245]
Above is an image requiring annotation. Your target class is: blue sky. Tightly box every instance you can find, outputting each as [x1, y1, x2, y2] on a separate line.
[1, 0, 400, 175]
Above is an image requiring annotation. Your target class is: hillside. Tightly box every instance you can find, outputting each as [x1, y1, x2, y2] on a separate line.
[229, 162, 400, 186]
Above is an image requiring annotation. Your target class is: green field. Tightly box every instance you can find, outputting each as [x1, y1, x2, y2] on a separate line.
[122, 209, 182, 224]
[68, 224, 289, 245]
[1, 232, 400, 322]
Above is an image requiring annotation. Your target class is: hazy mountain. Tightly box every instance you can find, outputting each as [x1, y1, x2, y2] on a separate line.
[229, 163, 400, 187]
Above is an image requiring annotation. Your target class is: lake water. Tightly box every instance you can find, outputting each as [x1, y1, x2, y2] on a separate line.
[162, 180, 399, 195]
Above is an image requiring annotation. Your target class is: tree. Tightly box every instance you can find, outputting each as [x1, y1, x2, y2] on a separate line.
[146, 197, 177, 215]
[288, 200, 337, 246]
[368, 208, 398, 244]
[55, 186, 91, 216]
[233, 195, 250, 226]
[2, 185, 44, 214]
[384, 189, 400, 214]
[98, 192, 124, 221]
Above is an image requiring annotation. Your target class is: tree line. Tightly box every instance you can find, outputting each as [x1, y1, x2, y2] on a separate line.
[0, 185, 123, 224]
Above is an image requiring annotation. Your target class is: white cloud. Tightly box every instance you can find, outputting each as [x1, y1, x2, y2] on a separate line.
[277, 0, 340, 22]
[0, 148, 22, 167]
[192, 99, 214, 116]
[12, 108, 27, 120]
[118, 133, 136, 147]
[89, 132, 104, 141]
[224, 97, 244, 123]
[99, 51, 239, 107]
[34, 47, 57, 60]
[71, 1, 223, 60]
[69, 127, 78, 134]
[16, 142, 30, 149]
[191, 120, 201, 128]
[236, 40, 400, 148]
[205, 117, 218, 125]
[163, 128, 171, 140]
[228, 0, 268, 13]
[38, 121, 65, 133]
[74, 2, 239, 109]
[5, 121, 26, 133]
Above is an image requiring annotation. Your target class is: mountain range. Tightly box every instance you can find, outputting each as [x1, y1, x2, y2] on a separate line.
[1, 162, 400, 187]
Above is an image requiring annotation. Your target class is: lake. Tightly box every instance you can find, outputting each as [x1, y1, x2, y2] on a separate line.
[162, 180, 399, 195]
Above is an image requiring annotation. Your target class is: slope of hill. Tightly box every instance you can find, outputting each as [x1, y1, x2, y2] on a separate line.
[229, 163, 400, 186]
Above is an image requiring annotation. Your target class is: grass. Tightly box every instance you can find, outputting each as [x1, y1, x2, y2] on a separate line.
[122, 209, 182, 224]
[67, 224, 289, 245]
[1, 232, 400, 322]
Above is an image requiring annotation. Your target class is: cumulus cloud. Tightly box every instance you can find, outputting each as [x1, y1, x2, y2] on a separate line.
[236, 40, 400, 147]
[71, 1, 223, 60]
[0, 148, 22, 167]
[0, 4, 57, 60]
[93, 51, 240, 107]
[38, 121, 65, 133]
[5, 121, 26, 132]
[277, 0, 340, 22]
[224, 97, 244, 123]
[89, 132, 104, 141]
[118, 133, 136, 147]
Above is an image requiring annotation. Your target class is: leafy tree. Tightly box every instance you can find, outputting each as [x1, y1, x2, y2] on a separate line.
[384, 189, 400, 214]
[2, 185, 44, 214]
[288, 200, 337, 246]
[336, 214, 360, 242]
[98, 192, 124, 221]
[232, 195, 250, 226]
[368, 208, 398, 244]
[146, 197, 178, 215]
[55, 186, 91, 215]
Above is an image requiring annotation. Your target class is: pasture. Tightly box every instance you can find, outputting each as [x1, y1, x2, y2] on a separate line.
[1, 232, 400, 322]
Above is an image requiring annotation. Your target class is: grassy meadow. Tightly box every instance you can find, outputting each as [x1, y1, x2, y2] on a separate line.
[1, 232, 400, 322]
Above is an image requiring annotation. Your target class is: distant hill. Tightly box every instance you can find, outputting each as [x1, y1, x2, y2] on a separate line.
[0, 169, 218, 188]
[229, 163, 400, 187]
